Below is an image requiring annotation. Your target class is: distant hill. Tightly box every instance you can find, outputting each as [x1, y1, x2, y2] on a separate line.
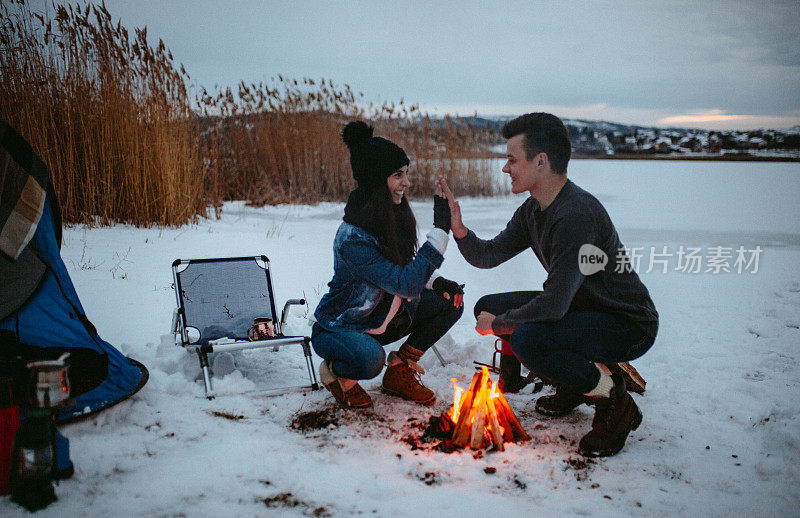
[437, 115, 689, 136]
[431, 116, 800, 157]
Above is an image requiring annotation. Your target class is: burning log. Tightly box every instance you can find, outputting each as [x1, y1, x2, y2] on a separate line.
[491, 395, 514, 443]
[485, 397, 504, 452]
[452, 370, 482, 448]
[448, 367, 529, 451]
[469, 391, 487, 450]
[491, 389, 530, 442]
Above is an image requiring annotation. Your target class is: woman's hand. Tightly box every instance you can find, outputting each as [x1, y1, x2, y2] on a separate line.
[436, 177, 468, 239]
[432, 277, 464, 308]
[433, 180, 451, 233]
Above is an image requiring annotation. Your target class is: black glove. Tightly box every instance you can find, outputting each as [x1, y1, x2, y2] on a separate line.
[432, 276, 464, 308]
[433, 194, 451, 233]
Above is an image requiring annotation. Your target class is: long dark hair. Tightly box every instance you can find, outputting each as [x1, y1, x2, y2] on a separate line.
[343, 184, 418, 266]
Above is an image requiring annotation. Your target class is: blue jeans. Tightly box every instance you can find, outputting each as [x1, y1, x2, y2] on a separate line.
[474, 291, 655, 393]
[312, 289, 463, 380]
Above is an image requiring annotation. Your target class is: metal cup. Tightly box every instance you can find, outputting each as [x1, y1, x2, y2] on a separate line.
[247, 317, 276, 341]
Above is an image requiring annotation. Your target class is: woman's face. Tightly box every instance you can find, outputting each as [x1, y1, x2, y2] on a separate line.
[387, 165, 411, 205]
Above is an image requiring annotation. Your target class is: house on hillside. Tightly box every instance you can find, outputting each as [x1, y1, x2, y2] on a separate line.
[679, 136, 704, 153]
[653, 136, 678, 153]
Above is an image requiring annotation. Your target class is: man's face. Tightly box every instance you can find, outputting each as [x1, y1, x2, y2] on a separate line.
[502, 134, 542, 194]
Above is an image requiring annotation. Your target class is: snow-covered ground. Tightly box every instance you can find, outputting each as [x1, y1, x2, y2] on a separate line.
[3, 160, 799, 516]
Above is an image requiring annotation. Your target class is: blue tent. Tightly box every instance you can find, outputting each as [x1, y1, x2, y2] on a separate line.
[0, 121, 148, 422]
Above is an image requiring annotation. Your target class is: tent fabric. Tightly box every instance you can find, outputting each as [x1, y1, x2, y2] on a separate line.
[0, 121, 49, 320]
[0, 245, 45, 321]
[0, 121, 148, 422]
[0, 121, 48, 261]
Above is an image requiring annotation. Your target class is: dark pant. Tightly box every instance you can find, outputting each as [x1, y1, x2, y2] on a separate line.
[474, 291, 654, 393]
[312, 289, 463, 380]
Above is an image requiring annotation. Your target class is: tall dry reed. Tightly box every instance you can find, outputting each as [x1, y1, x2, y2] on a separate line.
[1, 0, 502, 227]
[0, 0, 209, 226]
[197, 79, 502, 205]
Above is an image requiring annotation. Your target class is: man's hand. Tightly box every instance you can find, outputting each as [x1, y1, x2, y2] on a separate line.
[475, 311, 496, 335]
[437, 177, 468, 239]
[431, 277, 464, 307]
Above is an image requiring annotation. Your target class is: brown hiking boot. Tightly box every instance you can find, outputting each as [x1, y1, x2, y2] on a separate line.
[381, 352, 436, 405]
[535, 386, 586, 416]
[578, 371, 642, 457]
[319, 360, 373, 409]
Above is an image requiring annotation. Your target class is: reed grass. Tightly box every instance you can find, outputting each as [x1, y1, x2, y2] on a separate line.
[198, 79, 502, 205]
[1, 1, 502, 227]
[0, 0, 209, 226]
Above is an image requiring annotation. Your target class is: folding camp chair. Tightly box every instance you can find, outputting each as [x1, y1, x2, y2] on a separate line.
[171, 255, 319, 398]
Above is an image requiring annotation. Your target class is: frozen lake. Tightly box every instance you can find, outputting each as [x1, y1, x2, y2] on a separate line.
[466, 159, 800, 248]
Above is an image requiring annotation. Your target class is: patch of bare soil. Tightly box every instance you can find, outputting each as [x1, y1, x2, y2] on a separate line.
[209, 410, 246, 421]
[259, 492, 332, 516]
[563, 456, 595, 481]
[290, 407, 341, 431]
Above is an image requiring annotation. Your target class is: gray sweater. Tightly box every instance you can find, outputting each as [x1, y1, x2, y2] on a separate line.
[456, 180, 658, 338]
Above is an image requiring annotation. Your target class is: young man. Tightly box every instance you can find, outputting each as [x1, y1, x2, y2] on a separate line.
[439, 113, 658, 457]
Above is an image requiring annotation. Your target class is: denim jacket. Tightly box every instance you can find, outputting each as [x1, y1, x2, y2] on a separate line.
[314, 222, 445, 332]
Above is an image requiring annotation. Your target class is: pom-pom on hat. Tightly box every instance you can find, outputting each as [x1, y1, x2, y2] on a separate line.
[342, 121, 409, 190]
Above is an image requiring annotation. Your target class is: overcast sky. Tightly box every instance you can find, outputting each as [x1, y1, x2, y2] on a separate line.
[30, 0, 800, 130]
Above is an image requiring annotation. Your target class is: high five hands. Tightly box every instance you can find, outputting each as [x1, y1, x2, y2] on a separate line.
[436, 177, 468, 239]
[436, 177, 495, 333]
[432, 178, 463, 308]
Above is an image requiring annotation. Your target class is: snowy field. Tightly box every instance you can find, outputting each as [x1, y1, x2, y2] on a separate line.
[3, 159, 799, 517]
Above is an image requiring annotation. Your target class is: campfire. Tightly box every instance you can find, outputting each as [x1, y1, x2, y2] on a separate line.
[434, 366, 529, 451]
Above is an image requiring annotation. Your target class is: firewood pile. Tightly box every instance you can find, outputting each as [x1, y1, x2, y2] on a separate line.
[439, 367, 529, 451]
[423, 362, 646, 453]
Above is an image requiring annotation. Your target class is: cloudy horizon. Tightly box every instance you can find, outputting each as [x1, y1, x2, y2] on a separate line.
[25, 0, 800, 130]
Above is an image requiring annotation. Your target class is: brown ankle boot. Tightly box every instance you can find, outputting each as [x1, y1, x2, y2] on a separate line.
[381, 351, 436, 405]
[535, 386, 586, 416]
[578, 371, 642, 457]
[319, 360, 373, 409]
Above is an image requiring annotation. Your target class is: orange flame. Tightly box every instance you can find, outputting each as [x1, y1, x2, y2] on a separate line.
[447, 370, 501, 424]
[448, 378, 465, 422]
[444, 367, 520, 449]
[489, 381, 499, 400]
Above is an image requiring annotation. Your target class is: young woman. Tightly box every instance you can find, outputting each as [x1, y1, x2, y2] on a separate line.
[312, 121, 464, 408]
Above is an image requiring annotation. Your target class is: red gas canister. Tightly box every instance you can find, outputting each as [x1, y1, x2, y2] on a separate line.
[0, 375, 20, 495]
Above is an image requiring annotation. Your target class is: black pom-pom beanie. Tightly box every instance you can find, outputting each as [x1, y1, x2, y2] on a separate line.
[342, 121, 409, 191]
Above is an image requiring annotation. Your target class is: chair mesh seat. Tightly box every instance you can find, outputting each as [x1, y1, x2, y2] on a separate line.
[178, 259, 275, 344]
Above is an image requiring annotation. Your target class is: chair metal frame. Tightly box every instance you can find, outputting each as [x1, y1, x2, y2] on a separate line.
[171, 255, 319, 398]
